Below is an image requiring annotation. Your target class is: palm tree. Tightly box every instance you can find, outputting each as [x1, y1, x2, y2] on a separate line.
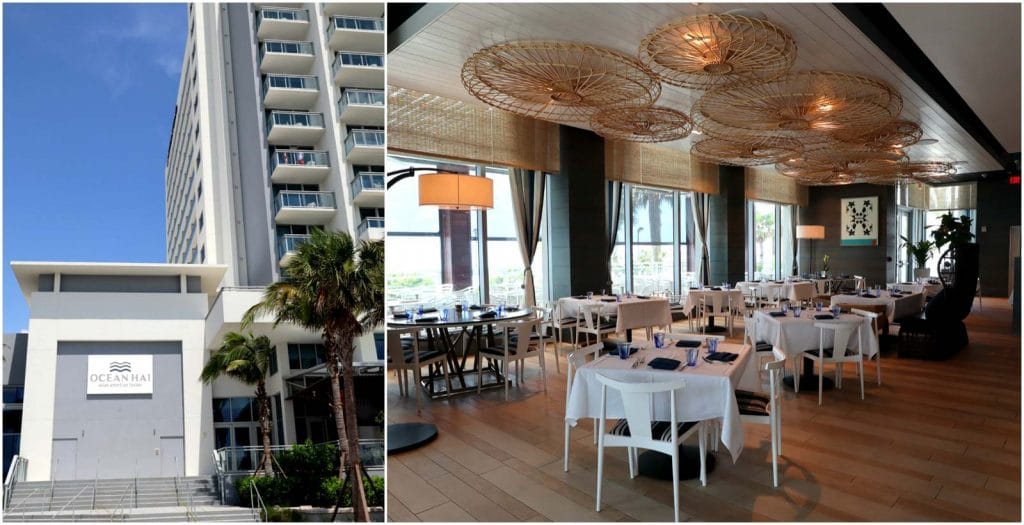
[200, 332, 276, 476]
[243, 229, 384, 522]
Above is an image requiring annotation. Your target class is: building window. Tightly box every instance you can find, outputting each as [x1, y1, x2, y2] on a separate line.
[373, 333, 384, 360]
[269, 347, 278, 376]
[288, 343, 326, 369]
[611, 185, 694, 294]
[746, 200, 795, 281]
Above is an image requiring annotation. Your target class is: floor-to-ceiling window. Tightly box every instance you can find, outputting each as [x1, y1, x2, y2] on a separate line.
[612, 184, 693, 294]
[747, 200, 795, 281]
[386, 155, 549, 305]
[925, 208, 976, 277]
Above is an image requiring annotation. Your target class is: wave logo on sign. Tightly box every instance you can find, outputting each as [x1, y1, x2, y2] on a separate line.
[108, 361, 132, 373]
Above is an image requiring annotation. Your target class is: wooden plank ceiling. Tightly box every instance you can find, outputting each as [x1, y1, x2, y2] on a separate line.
[388, 3, 1004, 174]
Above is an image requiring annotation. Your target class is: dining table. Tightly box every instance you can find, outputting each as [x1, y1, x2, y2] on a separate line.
[683, 288, 745, 333]
[565, 339, 752, 480]
[830, 290, 925, 322]
[890, 281, 943, 298]
[751, 309, 878, 391]
[559, 295, 671, 341]
[736, 280, 817, 303]
[387, 306, 534, 397]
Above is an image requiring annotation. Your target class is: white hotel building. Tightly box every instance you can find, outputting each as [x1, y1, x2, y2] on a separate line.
[7, 3, 385, 484]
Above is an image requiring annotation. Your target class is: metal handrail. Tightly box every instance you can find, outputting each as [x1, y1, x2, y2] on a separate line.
[249, 478, 268, 523]
[109, 483, 132, 521]
[7, 487, 39, 512]
[54, 484, 90, 517]
[3, 455, 26, 508]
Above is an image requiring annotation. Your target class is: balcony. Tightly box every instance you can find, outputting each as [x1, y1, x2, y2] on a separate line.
[327, 16, 385, 52]
[274, 190, 337, 225]
[266, 111, 325, 146]
[337, 88, 385, 126]
[278, 234, 311, 267]
[332, 52, 384, 88]
[351, 172, 385, 205]
[344, 129, 384, 164]
[263, 75, 319, 110]
[256, 8, 309, 41]
[259, 40, 315, 74]
[270, 150, 330, 184]
[323, 3, 383, 18]
[358, 217, 385, 241]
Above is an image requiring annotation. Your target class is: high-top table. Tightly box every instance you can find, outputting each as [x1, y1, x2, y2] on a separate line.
[830, 291, 925, 322]
[559, 295, 671, 340]
[752, 309, 877, 392]
[565, 340, 752, 480]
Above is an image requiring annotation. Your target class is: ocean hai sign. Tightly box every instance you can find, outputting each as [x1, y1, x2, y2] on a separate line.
[87, 355, 154, 394]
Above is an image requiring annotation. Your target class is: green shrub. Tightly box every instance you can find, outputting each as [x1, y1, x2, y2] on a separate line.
[235, 475, 288, 508]
[319, 475, 385, 508]
[262, 505, 301, 522]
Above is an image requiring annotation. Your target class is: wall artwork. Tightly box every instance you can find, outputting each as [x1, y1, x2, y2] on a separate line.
[840, 196, 878, 246]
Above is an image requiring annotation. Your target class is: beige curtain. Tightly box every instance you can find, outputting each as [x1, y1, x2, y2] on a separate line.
[691, 193, 711, 285]
[509, 168, 546, 306]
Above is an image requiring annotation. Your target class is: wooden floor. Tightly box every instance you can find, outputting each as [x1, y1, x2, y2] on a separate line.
[386, 299, 1021, 522]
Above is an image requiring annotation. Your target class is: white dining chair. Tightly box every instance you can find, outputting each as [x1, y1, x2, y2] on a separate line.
[701, 293, 734, 336]
[593, 373, 706, 523]
[563, 343, 603, 472]
[735, 348, 787, 487]
[547, 300, 578, 374]
[477, 315, 547, 401]
[575, 302, 617, 348]
[851, 308, 883, 386]
[386, 327, 450, 411]
[804, 321, 864, 405]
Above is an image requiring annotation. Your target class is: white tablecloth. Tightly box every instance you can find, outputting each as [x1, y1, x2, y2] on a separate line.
[830, 292, 924, 322]
[889, 282, 943, 297]
[559, 295, 672, 333]
[736, 281, 817, 302]
[752, 309, 879, 359]
[683, 289, 746, 312]
[565, 341, 752, 463]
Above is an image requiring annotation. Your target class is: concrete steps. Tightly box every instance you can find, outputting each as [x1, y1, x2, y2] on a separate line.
[4, 505, 258, 522]
[5, 476, 228, 514]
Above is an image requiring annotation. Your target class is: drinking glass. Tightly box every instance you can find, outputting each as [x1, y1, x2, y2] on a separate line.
[815, 301, 823, 312]
[831, 305, 841, 317]
[586, 291, 594, 300]
[600, 289, 606, 296]
[417, 305, 424, 316]
[781, 302, 789, 314]
[793, 306, 803, 317]
[440, 308, 449, 322]
[654, 333, 664, 349]
[686, 348, 698, 367]
[708, 338, 719, 354]
[405, 308, 413, 320]
[617, 342, 631, 360]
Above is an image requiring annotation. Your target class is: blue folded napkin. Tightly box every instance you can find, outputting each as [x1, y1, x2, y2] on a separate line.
[469, 305, 483, 310]
[635, 295, 651, 299]
[860, 293, 878, 298]
[414, 317, 438, 323]
[768, 311, 786, 317]
[600, 298, 616, 302]
[705, 352, 738, 362]
[648, 357, 682, 370]
[813, 314, 835, 320]
[505, 306, 520, 311]
[392, 312, 410, 319]
[477, 311, 497, 319]
[675, 340, 701, 348]
[421, 307, 438, 313]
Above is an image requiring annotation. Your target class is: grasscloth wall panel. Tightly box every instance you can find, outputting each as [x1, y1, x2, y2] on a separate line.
[745, 166, 810, 206]
[605, 141, 719, 194]
[388, 86, 560, 173]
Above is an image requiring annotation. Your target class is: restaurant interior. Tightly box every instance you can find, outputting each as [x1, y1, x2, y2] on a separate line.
[384, 3, 1021, 522]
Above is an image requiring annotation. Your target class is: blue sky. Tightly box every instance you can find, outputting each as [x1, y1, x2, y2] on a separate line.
[3, 3, 187, 331]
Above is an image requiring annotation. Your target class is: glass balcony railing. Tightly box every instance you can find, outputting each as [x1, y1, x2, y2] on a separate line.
[266, 111, 325, 134]
[278, 234, 312, 260]
[260, 40, 314, 60]
[3, 386, 24, 405]
[339, 88, 385, 109]
[264, 74, 319, 94]
[344, 129, 385, 154]
[332, 52, 384, 74]
[274, 190, 337, 213]
[358, 217, 385, 234]
[271, 150, 329, 170]
[257, 7, 309, 24]
[351, 173, 385, 195]
[329, 15, 384, 33]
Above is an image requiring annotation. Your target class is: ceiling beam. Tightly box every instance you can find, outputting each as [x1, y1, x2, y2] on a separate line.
[836, 3, 1014, 172]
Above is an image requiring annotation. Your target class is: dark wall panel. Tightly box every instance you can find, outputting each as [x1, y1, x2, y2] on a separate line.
[975, 179, 1021, 298]
[707, 167, 746, 284]
[799, 184, 896, 286]
[553, 126, 607, 295]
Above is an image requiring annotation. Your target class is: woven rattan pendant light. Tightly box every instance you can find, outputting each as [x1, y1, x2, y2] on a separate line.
[901, 161, 959, 182]
[693, 71, 903, 141]
[461, 40, 661, 123]
[590, 105, 693, 143]
[690, 136, 802, 166]
[776, 146, 908, 184]
[639, 13, 797, 90]
[836, 119, 923, 149]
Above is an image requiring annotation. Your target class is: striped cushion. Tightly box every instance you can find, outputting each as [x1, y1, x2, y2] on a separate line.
[736, 390, 771, 416]
[608, 420, 697, 441]
[754, 342, 773, 353]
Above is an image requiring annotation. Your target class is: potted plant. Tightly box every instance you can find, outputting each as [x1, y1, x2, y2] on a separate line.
[820, 253, 831, 278]
[929, 212, 977, 289]
[900, 236, 934, 279]
[930, 213, 975, 249]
